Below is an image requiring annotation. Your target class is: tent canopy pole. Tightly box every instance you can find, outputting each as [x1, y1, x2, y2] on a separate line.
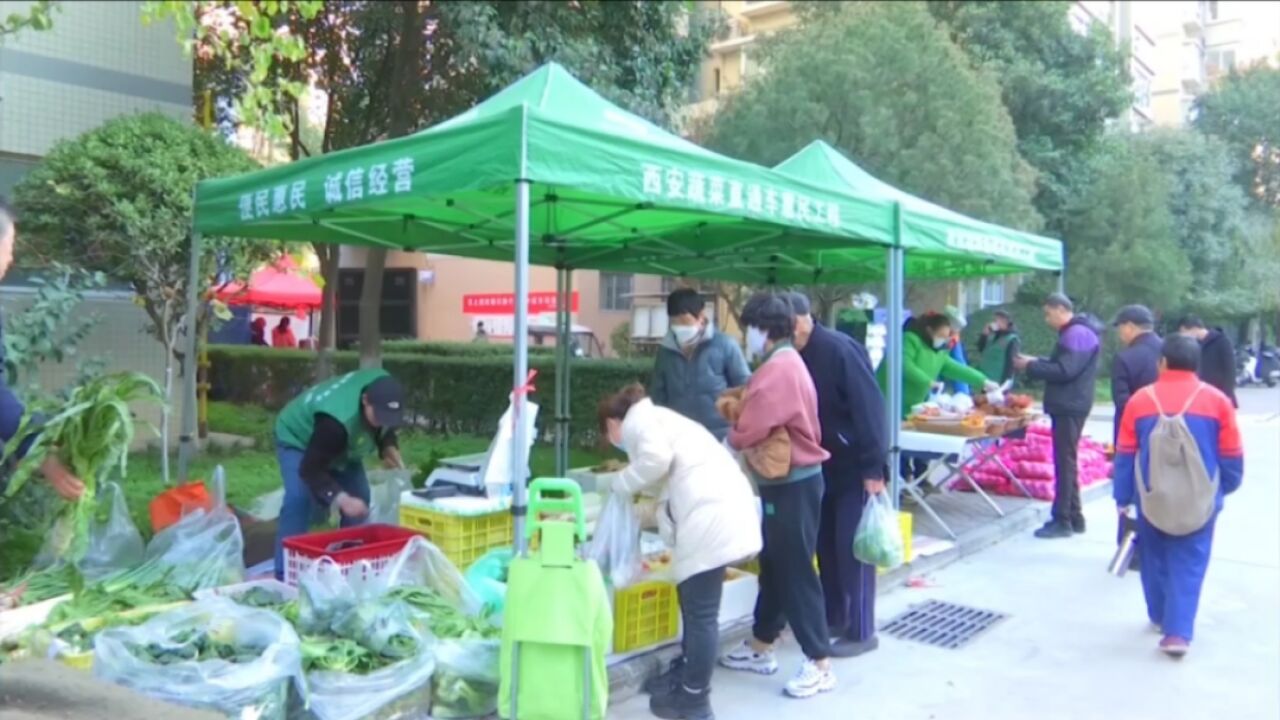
[512, 177, 532, 553]
[177, 229, 203, 484]
[554, 265, 570, 476]
[886, 203, 905, 509]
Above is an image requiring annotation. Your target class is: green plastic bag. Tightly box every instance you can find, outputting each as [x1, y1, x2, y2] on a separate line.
[466, 547, 514, 623]
[852, 493, 904, 569]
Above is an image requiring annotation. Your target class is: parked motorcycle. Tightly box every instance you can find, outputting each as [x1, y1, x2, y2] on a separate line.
[1237, 345, 1280, 388]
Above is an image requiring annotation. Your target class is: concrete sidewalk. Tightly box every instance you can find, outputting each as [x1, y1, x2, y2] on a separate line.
[611, 410, 1280, 720]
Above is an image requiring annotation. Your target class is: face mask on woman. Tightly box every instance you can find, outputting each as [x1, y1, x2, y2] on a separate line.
[672, 324, 700, 346]
[747, 326, 769, 357]
[934, 336, 949, 350]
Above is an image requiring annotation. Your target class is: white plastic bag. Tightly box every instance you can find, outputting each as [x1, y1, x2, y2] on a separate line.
[586, 492, 642, 588]
[295, 544, 446, 720]
[305, 644, 436, 720]
[76, 482, 145, 581]
[852, 493, 905, 569]
[92, 597, 302, 720]
[478, 397, 539, 499]
[432, 638, 499, 719]
[144, 466, 245, 591]
[366, 469, 413, 525]
[303, 595, 436, 720]
[296, 536, 479, 636]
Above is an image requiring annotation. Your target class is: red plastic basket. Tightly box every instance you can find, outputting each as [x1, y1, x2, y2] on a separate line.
[281, 524, 418, 586]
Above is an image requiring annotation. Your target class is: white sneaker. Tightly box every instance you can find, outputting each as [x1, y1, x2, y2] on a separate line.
[784, 659, 837, 699]
[718, 641, 779, 675]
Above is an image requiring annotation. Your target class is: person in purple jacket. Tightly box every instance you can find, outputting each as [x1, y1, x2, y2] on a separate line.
[1014, 293, 1103, 539]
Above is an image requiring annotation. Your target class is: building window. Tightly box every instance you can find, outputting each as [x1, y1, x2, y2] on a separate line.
[1208, 0, 1219, 19]
[980, 278, 1005, 308]
[601, 273, 633, 312]
[713, 67, 721, 95]
[1134, 73, 1152, 110]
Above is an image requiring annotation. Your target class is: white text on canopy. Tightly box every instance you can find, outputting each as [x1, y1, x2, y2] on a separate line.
[238, 157, 416, 221]
[641, 163, 841, 230]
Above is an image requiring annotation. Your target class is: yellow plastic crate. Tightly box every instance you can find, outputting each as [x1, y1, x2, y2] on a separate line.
[399, 504, 514, 570]
[60, 651, 92, 670]
[613, 581, 680, 653]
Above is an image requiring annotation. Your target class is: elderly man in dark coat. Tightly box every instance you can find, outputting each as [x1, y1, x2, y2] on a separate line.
[1111, 304, 1162, 571]
[787, 292, 888, 658]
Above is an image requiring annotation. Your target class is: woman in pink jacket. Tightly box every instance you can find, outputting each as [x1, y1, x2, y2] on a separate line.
[717, 293, 835, 700]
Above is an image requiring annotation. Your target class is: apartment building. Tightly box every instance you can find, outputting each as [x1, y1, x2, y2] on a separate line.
[0, 1, 191, 193]
[0, 1, 188, 413]
[1142, 0, 1280, 127]
[339, 248, 667, 354]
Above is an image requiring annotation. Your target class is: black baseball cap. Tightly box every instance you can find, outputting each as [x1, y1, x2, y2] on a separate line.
[365, 376, 406, 428]
[1112, 304, 1155, 328]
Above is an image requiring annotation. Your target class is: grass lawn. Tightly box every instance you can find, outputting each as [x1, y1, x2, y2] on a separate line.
[123, 402, 611, 537]
[2, 402, 610, 581]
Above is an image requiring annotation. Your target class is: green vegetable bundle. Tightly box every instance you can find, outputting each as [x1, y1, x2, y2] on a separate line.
[386, 587, 499, 640]
[292, 597, 427, 675]
[3, 373, 163, 563]
[127, 626, 267, 666]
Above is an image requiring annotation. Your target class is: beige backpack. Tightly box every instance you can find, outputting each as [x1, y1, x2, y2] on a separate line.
[1136, 383, 1219, 536]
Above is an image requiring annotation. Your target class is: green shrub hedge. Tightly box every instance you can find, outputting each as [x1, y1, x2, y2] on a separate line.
[381, 340, 555, 357]
[208, 345, 652, 446]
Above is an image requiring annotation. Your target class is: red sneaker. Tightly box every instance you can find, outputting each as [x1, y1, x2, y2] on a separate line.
[1159, 635, 1190, 658]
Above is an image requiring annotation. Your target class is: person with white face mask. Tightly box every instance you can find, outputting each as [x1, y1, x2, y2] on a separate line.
[717, 293, 837, 700]
[650, 287, 751, 441]
[601, 383, 761, 720]
[876, 312, 997, 419]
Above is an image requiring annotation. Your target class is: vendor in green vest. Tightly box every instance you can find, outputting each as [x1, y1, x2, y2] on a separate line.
[976, 309, 1021, 385]
[877, 312, 998, 419]
[273, 369, 406, 578]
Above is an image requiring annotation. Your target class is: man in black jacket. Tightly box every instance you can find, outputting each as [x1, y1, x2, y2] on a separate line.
[1014, 293, 1102, 539]
[1111, 305, 1162, 443]
[1177, 316, 1237, 407]
[788, 292, 888, 658]
[1110, 305, 1161, 571]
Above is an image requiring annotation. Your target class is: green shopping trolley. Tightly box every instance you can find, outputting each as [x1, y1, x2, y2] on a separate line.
[499, 478, 612, 720]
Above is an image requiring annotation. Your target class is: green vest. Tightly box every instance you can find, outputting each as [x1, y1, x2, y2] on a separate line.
[275, 369, 389, 466]
[979, 332, 1017, 381]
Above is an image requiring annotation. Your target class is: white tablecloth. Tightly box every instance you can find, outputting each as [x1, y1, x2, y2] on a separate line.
[899, 430, 981, 458]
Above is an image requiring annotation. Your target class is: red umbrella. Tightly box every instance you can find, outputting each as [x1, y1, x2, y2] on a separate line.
[215, 257, 321, 311]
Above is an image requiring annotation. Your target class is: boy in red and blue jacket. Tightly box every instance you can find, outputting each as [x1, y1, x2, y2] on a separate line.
[1113, 335, 1244, 657]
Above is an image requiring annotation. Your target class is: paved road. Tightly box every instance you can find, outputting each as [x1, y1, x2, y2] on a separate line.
[613, 387, 1279, 720]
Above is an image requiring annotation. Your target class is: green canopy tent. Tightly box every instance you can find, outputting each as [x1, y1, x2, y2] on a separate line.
[182, 63, 909, 551]
[773, 140, 1064, 505]
[774, 141, 1063, 276]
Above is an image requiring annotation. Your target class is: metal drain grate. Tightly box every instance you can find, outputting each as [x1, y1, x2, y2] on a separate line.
[881, 600, 1008, 650]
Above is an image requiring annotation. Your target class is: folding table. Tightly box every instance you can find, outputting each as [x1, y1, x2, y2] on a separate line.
[899, 427, 1034, 540]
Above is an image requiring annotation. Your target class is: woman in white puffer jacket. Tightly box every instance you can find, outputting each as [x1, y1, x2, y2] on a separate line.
[600, 383, 761, 720]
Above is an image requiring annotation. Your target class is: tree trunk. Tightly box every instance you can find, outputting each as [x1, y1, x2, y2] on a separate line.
[357, 247, 387, 368]
[355, 1, 425, 370]
[316, 243, 340, 379]
[160, 332, 178, 486]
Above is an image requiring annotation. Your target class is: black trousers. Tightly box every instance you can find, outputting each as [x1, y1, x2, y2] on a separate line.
[677, 566, 726, 691]
[1050, 415, 1086, 523]
[754, 475, 830, 660]
[817, 465, 876, 642]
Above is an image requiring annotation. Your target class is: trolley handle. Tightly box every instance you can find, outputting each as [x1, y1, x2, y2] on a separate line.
[525, 477, 587, 542]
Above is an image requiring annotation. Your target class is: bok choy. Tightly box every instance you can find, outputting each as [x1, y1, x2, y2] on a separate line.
[3, 372, 163, 563]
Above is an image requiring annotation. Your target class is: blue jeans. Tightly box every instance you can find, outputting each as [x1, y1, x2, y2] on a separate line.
[274, 444, 370, 580]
